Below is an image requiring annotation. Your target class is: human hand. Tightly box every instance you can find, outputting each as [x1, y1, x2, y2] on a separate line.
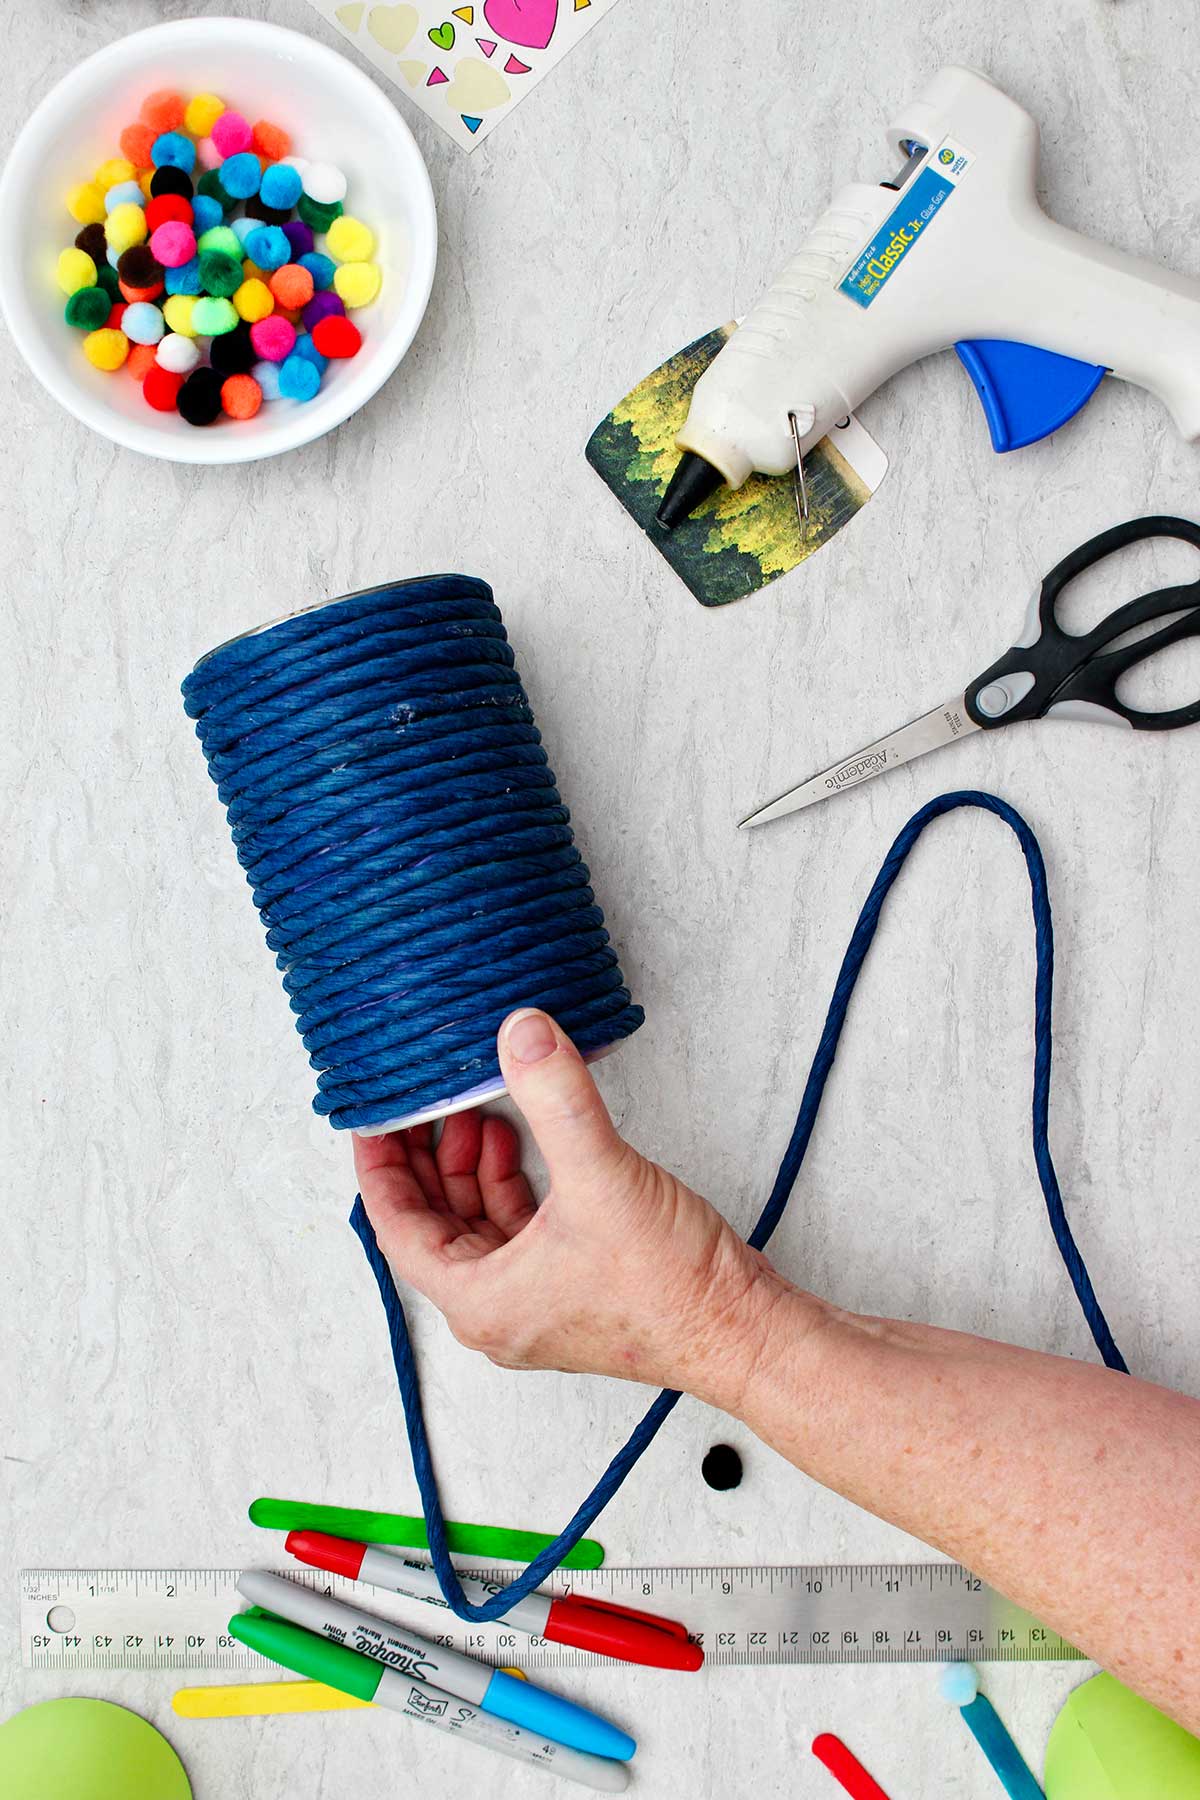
[354, 1009, 795, 1407]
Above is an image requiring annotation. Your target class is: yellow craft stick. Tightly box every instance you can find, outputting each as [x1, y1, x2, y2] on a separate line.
[173, 1669, 528, 1719]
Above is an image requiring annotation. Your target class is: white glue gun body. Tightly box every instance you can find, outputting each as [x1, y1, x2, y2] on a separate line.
[658, 66, 1200, 527]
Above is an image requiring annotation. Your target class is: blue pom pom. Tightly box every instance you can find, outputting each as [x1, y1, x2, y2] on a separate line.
[244, 225, 290, 271]
[220, 151, 262, 200]
[230, 216, 260, 247]
[252, 358, 283, 402]
[290, 332, 328, 375]
[152, 131, 196, 173]
[165, 256, 202, 296]
[939, 1663, 979, 1707]
[279, 353, 322, 402]
[104, 180, 144, 211]
[260, 163, 303, 211]
[298, 251, 335, 292]
[190, 194, 223, 235]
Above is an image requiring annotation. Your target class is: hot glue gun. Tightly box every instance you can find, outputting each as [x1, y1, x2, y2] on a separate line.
[657, 65, 1200, 529]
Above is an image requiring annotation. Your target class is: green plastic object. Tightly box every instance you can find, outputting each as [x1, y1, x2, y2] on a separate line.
[230, 1609, 384, 1701]
[0, 1698, 191, 1799]
[249, 1496, 606, 1568]
[1045, 1673, 1200, 1799]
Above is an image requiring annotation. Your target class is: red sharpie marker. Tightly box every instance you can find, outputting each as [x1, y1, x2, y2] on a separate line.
[285, 1530, 704, 1672]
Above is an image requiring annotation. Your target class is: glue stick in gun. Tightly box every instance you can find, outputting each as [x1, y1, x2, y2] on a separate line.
[657, 65, 1200, 528]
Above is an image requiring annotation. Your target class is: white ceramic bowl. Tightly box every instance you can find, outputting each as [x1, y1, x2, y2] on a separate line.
[0, 17, 437, 464]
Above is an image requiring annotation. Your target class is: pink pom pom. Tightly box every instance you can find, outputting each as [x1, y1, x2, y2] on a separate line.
[211, 110, 252, 157]
[195, 136, 221, 170]
[249, 315, 297, 362]
[149, 220, 197, 268]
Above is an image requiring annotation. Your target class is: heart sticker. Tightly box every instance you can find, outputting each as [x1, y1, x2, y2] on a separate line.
[429, 20, 456, 48]
[366, 2, 418, 51]
[481, 0, 558, 51]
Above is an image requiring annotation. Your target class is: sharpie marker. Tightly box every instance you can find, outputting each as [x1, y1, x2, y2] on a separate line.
[228, 1611, 629, 1793]
[236, 1572, 635, 1761]
[286, 1528, 704, 1672]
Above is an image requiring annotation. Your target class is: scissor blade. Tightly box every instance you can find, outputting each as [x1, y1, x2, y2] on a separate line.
[739, 694, 979, 829]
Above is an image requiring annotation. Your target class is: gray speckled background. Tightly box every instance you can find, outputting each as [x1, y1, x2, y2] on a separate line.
[3, 0, 1199, 1794]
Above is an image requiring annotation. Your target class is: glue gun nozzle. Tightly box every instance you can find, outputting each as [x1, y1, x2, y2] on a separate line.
[656, 452, 726, 530]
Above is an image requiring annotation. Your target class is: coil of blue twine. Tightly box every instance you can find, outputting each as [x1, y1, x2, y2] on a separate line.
[184, 584, 1127, 1626]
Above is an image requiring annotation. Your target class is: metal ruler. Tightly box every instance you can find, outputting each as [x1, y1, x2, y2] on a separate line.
[21, 1564, 1083, 1672]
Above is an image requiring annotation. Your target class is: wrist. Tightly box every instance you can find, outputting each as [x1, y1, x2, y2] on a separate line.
[675, 1242, 832, 1417]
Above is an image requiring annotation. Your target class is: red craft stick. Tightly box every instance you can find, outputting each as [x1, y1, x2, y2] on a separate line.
[812, 1733, 894, 1800]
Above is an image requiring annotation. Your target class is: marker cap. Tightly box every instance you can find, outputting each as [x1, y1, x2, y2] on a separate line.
[482, 1668, 636, 1762]
[228, 1610, 383, 1704]
[285, 1528, 367, 1580]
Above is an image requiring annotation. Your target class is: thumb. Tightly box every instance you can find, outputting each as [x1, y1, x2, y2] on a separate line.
[497, 1009, 626, 1190]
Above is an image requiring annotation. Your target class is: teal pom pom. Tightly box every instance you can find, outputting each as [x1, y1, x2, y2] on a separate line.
[940, 1663, 979, 1707]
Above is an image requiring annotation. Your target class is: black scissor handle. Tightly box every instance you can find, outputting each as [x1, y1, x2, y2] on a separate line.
[966, 516, 1200, 731]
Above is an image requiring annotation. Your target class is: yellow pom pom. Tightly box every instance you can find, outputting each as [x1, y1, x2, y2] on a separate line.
[325, 215, 375, 264]
[233, 278, 274, 323]
[83, 328, 130, 371]
[332, 261, 382, 308]
[56, 246, 98, 295]
[163, 293, 199, 337]
[139, 170, 154, 201]
[105, 202, 148, 253]
[184, 91, 225, 137]
[241, 259, 270, 283]
[94, 156, 136, 190]
[67, 182, 106, 225]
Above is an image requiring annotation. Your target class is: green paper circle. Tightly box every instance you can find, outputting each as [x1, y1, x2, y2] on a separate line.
[1045, 1673, 1200, 1799]
[0, 1698, 192, 1799]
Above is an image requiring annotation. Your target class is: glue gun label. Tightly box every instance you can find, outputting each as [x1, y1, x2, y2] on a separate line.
[840, 137, 974, 308]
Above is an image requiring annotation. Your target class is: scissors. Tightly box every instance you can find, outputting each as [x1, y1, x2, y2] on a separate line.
[740, 515, 1200, 829]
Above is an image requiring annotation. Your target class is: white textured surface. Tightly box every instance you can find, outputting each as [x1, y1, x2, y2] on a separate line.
[3, 3, 1200, 1796]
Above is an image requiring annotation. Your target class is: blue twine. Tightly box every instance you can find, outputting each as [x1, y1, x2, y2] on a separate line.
[349, 788, 1128, 1623]
[182, 577, 645, 1131]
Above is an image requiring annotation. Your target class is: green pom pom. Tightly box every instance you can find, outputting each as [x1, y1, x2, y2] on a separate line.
[297, 193, 343, 233]
[191, 295, 239, 336]
[198, 249, 243, 298]
[95, 264, 121, 300]
[65, 287, 111, 330]
[196, 169, 234, 213]
[196, 225, 242, 261]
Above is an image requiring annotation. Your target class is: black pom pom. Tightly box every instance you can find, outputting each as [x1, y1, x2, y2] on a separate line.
[74, 223, 108, 264]
[151, 165, 194, 200]
[245, 194, 293, 226]
[117, 244, 165, 289]
[95, 264, 120, 300]
[209, 322, 257, 375]
[701, 1444, 743, 1491]
[178, 367, 224, 427]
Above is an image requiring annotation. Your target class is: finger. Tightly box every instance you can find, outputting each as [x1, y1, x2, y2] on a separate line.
[402, 1121, 449, 1211]
[478, 1115, 537, 1239]
[435, 1109, 486, 1220]
[496, 1010, 626, 1193]
[353, 1130, 469, 1296]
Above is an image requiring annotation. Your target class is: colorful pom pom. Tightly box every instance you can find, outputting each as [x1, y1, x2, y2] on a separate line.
[163, 293, 199, 337]
[83, 327, 129, 371]
[311, 314, 361, 359]
[249, 315, 296, 362]
[64, 287, 110, 330]
[104, 180, 144, 212]
[127, 340, 159, 381]
[106, 302, 127, 330]
[165, 257, 202, 296]
[219, 151, 262, 200]
[139, 90, 186, 134]
[145, 193, 192, 232]
[94, 156, 136, 190]
[95, 265, 120, 301]
[290, 332, 328, 374]
[104, 202, 148, 253]
[210, 323, 257, 375]
[191, 296, 239, 336]
[232, 277, 274, 323]
[74, 222, 108, 263]
[143, 363, 184, 411]
[184, 93, 225, 138]
[190, 193, 223, 236]
[283, 220, 316, 261]
[150, 221, 196, 268]
[198, 248, 243, 298]
[251, 119, 291, 162]
[195, 137, 221, 172]
[301, 289, 345, 331]
[157, 332, 201, 374]
[117, 244, 165, 293]
[195, 225, 242, 262]
[56, 246, 97, 294]
[66, 182, 106, 225]
[211, 110, 252, 158]
[244, 224, 290, 271]
[221, 372, 263, 419]
[325, 215, 375, 263]
[297, 193, 343, 233]
[260, 162, 303, 211]
[229, 218, 259, 249]
[298, 250, 334, 291]
[122, 300, 165, 345]
[269, 263, 315, 311]
[302, 161, 348, 206]
[279, 352, 321, 401]
[178, 366, 224, 425]
[333, 261, 381, 308]
[196, 169, 233, 212]
[150, 165, 193, 201]
[118, 122, 157, 169]
[151, 131, 196, 173]
[252, 358, 283, 401]
[245, 194, 292, 226]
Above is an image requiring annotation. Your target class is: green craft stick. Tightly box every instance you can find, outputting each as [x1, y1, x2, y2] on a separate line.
[248, 1498, 605, 1569]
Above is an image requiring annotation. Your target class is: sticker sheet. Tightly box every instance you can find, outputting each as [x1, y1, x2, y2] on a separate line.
[306, 0, 621, 150]
[587, 324, 889, 607]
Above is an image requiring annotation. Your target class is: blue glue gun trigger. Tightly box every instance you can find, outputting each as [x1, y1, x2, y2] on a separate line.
[955, 340, 1107, 452]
